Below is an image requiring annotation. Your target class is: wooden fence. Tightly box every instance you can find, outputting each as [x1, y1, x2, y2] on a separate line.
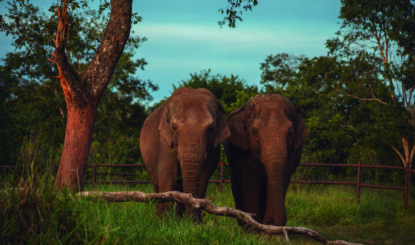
[1, 162, 414, 208]
[84, 161, 414, 209]
[84, 162, 230, 193]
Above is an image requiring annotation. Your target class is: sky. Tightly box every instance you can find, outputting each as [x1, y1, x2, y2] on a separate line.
[133, 0, 342, 102]
[0, 0, 343, 103]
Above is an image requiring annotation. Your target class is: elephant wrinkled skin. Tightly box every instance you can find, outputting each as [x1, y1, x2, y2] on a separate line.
[224, 94, 307, 226]
[140, 87, 230, 220]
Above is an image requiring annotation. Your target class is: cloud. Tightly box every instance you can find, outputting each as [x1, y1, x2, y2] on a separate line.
[133, 22, 331, 56]
[132, 20, 338, 101]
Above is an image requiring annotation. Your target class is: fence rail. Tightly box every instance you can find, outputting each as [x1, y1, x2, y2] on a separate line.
[292, 162, 414, 209]
[85, 162, 231, 193]
[1, 162, 414, 208]
[84, 161, 414, 209]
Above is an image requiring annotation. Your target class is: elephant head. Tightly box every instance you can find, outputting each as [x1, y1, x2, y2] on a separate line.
[226, 94, 307, 226]
[157, 88, 230, 214]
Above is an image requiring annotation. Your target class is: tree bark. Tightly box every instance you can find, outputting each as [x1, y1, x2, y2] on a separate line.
[51, 0, 132, 191]
[54, 104, 97, 190]
[78, 190, 362, 245]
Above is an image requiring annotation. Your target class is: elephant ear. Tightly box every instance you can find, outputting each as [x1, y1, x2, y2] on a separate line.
[227, 106, 249, 151]
[214, 102, 231, 147]
[158, 104, 173, 148]
[293, 112, 308, 150]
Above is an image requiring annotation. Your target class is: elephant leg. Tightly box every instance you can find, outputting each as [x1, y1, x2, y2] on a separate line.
[228, 145, 266, 226]
[146, 160, 160, 193]
[197, 146, 220, 199]
[157, 148, 183, 217]
[238, 167, 264, 224]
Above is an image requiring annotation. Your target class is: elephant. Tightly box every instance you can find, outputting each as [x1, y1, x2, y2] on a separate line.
[140, 87, 230, 220]
[224, 94, 307, 226]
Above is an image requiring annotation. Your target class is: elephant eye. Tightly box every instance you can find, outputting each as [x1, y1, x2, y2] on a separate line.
[251, 128, 260, 141]
[288, 127, 294, 136]
[171, 124, 178, 131]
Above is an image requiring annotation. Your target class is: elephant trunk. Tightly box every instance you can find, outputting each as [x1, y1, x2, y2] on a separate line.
[178, 148, 206, 220]
[262, 138, 288, 226]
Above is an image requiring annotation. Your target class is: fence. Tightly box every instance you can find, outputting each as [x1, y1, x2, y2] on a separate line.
[1, 162, 414, 208]
[292, 162, 414, 209]
[84, 161, 414, 209]
[85, 162, 231, 193]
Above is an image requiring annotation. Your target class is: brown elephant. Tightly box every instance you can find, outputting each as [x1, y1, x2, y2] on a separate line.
[140, 87, 230, 220]
[224, 94, 307, 226]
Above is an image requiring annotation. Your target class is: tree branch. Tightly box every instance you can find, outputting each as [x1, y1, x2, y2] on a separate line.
[391, 144, 407, 167]
[345, 93, 388, 105]
[375, 28, 388, 64]
[410, 144, 415, 169]
[51, 0, 83, 103]
[83, 0, 132, 99]
[403, 137, 409, 165]
[78, 190, 362, 245]
[407, 82, 415, 115]
[374, 27, 395, 103]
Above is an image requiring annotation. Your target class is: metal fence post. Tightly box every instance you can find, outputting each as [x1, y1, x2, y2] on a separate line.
[356, 161, 361, 203]
[92, 165, 97, 187]
[219, 161, 224, 193]
[404, 162, 409, 209]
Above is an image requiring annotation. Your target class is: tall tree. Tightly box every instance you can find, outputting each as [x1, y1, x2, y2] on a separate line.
[0, 0, 155, 169]
[260, 54, 355, 165]
[260, 52, 411, 185]
[0, 0, 258, 190]
[326, 0, 415, 171]
[50, 0, 133, 191]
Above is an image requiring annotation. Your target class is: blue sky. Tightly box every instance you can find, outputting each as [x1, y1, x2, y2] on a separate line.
[0, 0, 342, 102]
[134, 0, 342, 102]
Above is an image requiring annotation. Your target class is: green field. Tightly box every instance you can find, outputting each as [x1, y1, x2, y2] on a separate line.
[1, 179, 414, 244]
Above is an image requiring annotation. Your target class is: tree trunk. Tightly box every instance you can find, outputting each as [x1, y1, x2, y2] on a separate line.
[55, 103, 97, 190]
[51, 0, 132, 191]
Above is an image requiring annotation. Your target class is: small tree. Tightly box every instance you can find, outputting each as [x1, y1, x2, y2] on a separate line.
[50, 0, 133, 191]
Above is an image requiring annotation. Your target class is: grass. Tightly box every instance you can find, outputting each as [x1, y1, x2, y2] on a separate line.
[286, 184, 415, 244]
[1, 177, 415, 244]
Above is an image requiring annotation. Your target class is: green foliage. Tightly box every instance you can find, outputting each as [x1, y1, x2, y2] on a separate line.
[0, 170, 85, 244]
[287, 185, 415, 244]
[174, 69, 258, 114]
[261, 54, 350, 164]
[260, 50, 414, 183]
[1, 0, 414, 187]
[327, 0, 415, 119]
[0, 1, 157, 167]
[218, 0, 259, 28]
[2, 178, 414, 244]
[325, 0, 415, 178]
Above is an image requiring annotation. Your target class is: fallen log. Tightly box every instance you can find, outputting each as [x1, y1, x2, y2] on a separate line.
[77, 190, 362, 245]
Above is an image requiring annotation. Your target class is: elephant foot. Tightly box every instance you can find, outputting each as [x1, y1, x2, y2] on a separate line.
[156, 202, 185, 218]
[264, 216, 275, 225]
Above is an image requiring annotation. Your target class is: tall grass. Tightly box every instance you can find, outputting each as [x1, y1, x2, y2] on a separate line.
[287, 184, 415, 244]
[1, 174, 414, 244]
[0, 167, 85, 244]
[77, 184, 288, 245]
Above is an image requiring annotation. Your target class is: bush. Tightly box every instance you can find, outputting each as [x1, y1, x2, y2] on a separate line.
[0, 169, 84, 244]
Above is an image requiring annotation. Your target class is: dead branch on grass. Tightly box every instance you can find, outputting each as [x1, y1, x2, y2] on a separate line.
[77, 190, 362, 245]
